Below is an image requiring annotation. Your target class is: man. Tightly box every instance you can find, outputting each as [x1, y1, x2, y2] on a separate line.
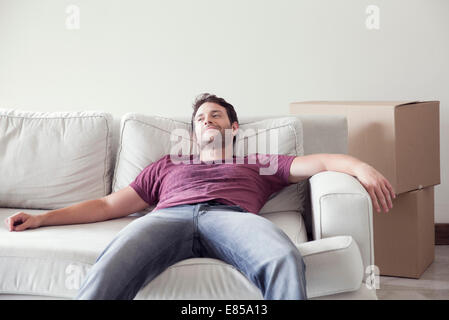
[4, 93, 395, 300]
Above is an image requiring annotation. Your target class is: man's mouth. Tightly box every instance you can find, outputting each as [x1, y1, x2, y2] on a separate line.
[205, 126, 219, 131]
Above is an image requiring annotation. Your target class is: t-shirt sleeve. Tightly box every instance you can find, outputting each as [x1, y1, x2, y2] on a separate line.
[275, 154, 297, 185]
[129, 160, 162, 205]
[253, 153, 296, 185]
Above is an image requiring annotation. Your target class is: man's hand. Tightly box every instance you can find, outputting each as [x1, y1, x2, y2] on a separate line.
[354, 162, 396, 213]
[4, 212, 43, 232]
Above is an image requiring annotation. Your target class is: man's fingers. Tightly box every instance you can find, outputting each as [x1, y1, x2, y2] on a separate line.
[7, 215, 19, 231]
[14, 219, 30, 232]
[381, 183, 393, 209]
[9, 218, 16, 231]
[5, 212, 27, 231]
[384, 179, 396, 199]
[374, 185, 389, 212]
[368, 188, 381, 213]
[368, 184, 387, 213]
[4, 217, 12, 231]
[381, 178, 396, 210]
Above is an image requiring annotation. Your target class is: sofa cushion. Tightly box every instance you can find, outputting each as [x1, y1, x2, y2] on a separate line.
[0, 209, 354, 299]
[112, 113, 306, 217]
[0, 109, 113, 210]
[0, 207, 305, 298]
[235, 117, 306, 215]
[296, 236, 365, 298]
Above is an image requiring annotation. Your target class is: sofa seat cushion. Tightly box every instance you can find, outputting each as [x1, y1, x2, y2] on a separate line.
[0, 207, 307, 298]
[0, 208, 137, 298]
[2, 210, 363, 300]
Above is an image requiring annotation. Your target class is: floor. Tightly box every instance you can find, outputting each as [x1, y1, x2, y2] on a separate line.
[377, 245, 449, 299]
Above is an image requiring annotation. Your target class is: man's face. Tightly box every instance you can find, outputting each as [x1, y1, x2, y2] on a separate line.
[193, 102, 238, 148]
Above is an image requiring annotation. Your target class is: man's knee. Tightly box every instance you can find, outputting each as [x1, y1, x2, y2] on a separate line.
[272, 247, 305, 268]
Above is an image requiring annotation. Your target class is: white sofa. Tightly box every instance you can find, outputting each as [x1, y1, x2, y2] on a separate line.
[0, 109, 377, 300]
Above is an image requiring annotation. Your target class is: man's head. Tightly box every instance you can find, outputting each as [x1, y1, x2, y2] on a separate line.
[191, 93, 239, 148]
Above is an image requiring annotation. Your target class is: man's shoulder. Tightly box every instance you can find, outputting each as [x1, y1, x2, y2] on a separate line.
[141, 154, 174, 171]
[162, 153, 197, 165]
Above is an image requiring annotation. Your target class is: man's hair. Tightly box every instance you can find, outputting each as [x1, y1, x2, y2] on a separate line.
[191, 93, 239, 143]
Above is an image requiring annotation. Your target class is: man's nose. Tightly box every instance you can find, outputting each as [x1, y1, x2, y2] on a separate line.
[203, 116, 213, 126]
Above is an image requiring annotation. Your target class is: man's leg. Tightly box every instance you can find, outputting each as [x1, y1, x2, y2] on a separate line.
[76, 205, 196, 300]
[197, 207, 307, 300]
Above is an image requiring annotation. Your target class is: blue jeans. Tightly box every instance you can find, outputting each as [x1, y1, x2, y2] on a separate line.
[75, 201, 307, 300]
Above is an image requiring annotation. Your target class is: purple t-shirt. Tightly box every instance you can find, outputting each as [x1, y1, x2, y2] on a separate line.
[129, 153, 296, 214]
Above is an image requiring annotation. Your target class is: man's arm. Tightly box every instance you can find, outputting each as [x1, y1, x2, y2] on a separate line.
[4, 186, 149, 232]
[288, 154, 396, 213]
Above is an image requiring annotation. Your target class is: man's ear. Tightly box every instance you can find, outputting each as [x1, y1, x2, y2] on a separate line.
[231, 121, 239, 137]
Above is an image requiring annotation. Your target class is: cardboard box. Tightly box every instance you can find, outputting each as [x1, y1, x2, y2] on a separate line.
[289, 101, 440, 194]
[290, 100, 440, 278]
[374, 187, 435, 278]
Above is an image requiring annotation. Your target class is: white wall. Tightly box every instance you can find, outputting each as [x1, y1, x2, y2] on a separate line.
[1, 0, 448, 221]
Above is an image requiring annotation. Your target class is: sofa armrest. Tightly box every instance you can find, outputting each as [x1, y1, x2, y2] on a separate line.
[309, 171, 374, 271]
[296, 236, 364, 298]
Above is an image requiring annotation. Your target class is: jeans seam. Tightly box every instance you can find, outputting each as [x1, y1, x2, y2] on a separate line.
[193, 206, 200, 254]
[201, 236, 261, 289]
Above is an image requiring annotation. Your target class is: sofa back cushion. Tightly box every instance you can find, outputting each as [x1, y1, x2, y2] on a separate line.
[112, 113, 305, 215]
[0, 109, 113, 209]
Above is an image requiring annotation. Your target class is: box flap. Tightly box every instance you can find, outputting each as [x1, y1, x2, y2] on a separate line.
[395, 101, 420, 106]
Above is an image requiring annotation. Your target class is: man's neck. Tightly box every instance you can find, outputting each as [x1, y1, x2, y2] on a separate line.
[199, 145, 234, 163]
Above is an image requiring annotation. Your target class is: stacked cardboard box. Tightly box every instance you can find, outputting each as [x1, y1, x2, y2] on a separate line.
[290, 101, 440, 278]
